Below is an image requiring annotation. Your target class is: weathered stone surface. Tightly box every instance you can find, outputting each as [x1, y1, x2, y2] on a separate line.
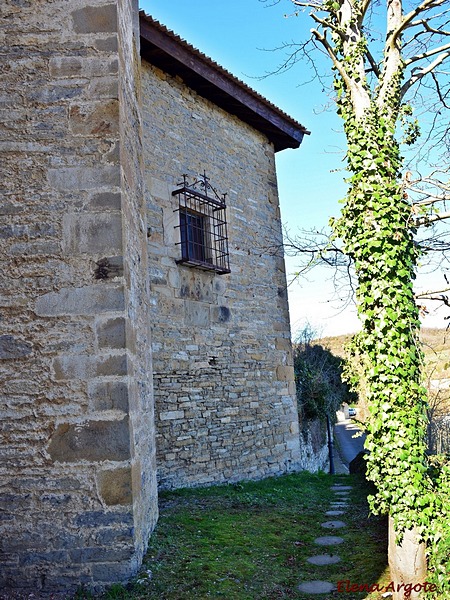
[314, 536, 345, 546]
[74, 510, 134, 528]
[94, 36, 119, 53]
[321, 520, 347, 529]
[276, 365, 295, 381]
[69, 100, 120, 136]
[47, 418, 131, 463]
[94, 256, 124, 280]
[0, 335, 32, 360]
[34, 284, 125, 316]
[48, 165, 121, 191]
[97, 467, 132, 505]
[97, 317, 126, 349]
[88, 380, 129, 412]
[307, 554, 341, 565]
[142, 60, 302, 489]
[160, 410, 184, 421]
[71, 4, 118, 34]
[53, 354, 96, 380]
[89, 191, 122, 210]
[97, 353, 128, 376]
[63, 211, 123, 256]
[1, 0, 157, 594]
[298, 581, 336, 594]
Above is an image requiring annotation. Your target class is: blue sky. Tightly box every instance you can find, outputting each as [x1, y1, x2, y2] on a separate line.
[139, 0, 446, 337]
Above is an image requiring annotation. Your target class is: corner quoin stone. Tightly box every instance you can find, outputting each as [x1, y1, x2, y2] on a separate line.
[88, 380, 129, 412]
[47, 418, 131, 463]
[34, 284, 125, 317]
[97, 317, 126, 349]
[71, 4, 118, 34]
[97, 467, 132, 505]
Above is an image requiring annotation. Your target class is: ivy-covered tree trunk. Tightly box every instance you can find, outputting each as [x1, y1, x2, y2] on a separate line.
[287, 0, 450, 592]
[301, 0, 432, 593]
[334, 103, 429, 599]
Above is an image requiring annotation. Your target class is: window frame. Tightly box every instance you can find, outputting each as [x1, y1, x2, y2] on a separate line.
[173, 174, 231, 275]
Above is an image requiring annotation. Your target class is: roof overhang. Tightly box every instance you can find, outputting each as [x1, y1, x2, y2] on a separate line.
[139, 13, 310, 153]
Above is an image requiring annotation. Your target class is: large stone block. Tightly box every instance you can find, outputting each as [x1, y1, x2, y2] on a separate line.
[53, 354, 95, 380]
[276, 365, 295, 382]
[63, 212, 123, 255]
[71, 4, 118, 34]
[47, 418, 131, 463]
[97, 467, 132, 505]
[49, 57, 118, 79]
[94, 36, 119, 53]
[88, 191, 122, 211]
[47, 166, 120, 191]
[88, 380, 129, 412]
[96, 353, 127, 377]
[69, 100, 119, 137]
[96, 317, 126, 349]
[34, 284, 125, 316]
[184, 300, 210, 326]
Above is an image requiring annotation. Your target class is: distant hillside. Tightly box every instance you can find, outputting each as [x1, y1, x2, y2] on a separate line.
[316, 327, 450, 381]
[420, 328, 450, 381]
[315, 333, 353, 358]
[315, 327, 450, 417]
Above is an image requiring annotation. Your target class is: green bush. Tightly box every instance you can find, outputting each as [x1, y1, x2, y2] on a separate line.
[293, 327, 357, 421]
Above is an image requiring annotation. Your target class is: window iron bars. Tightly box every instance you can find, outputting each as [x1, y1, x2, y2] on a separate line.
[173, 173, 230, 274]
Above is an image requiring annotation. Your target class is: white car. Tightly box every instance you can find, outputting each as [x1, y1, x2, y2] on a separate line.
[348, 407, 357, 417]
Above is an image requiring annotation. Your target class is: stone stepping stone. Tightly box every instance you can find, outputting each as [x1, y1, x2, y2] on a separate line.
[321, 520, 346, 529]
[331, 485, 352, 490]
[298, 581, 336, 594]
[330, 502, 348, 508]
[325, 510, 345, 516]
[314, 535, 344, 545]
[334, 491, 350, 496]
[307, 554, 341, 565]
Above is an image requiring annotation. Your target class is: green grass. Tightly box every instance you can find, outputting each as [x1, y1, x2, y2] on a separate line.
[87, 472, 388, 600]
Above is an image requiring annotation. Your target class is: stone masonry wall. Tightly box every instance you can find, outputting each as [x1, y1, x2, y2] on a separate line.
[117, 0, 158, 570]
[141, 63, 302, 489]
[0, 0, 157, 593]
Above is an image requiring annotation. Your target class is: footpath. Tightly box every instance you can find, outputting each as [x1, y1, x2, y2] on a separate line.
[296, 421, 362, 595]
[297, 480, 354, 595]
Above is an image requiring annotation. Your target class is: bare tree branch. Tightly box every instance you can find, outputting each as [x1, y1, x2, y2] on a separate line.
[405, 42, 450, 67]
[398, 0, 449, 37]
[416, 210, 450, 226]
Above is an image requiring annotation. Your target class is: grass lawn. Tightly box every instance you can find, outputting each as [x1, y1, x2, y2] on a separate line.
[87, 472, 388, 600]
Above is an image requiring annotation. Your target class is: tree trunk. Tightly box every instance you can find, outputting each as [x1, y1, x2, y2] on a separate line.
[388, 516, 427, 600]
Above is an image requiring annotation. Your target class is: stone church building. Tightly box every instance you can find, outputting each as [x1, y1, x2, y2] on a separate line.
[1, 0, 309, 593]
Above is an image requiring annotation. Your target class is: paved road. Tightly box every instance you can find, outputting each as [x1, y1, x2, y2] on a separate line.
[334, 419, 366, 467]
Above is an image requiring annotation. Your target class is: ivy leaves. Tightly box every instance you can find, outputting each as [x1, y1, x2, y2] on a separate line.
[331, 52, 450, 593]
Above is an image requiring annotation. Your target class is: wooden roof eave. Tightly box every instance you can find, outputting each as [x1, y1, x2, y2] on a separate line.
[139, 14, 309, 152]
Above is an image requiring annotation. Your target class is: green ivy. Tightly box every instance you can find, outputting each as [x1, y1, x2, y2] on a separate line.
[327, 14, 450, 593]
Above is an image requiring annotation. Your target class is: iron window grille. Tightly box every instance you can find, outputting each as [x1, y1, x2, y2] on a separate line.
[173, 173, 230, 275]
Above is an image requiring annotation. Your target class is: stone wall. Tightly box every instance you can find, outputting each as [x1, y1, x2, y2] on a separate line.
[0, 0, 157, 593]
[141, 62, 302, 489]
[298, 419, 330, 473]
